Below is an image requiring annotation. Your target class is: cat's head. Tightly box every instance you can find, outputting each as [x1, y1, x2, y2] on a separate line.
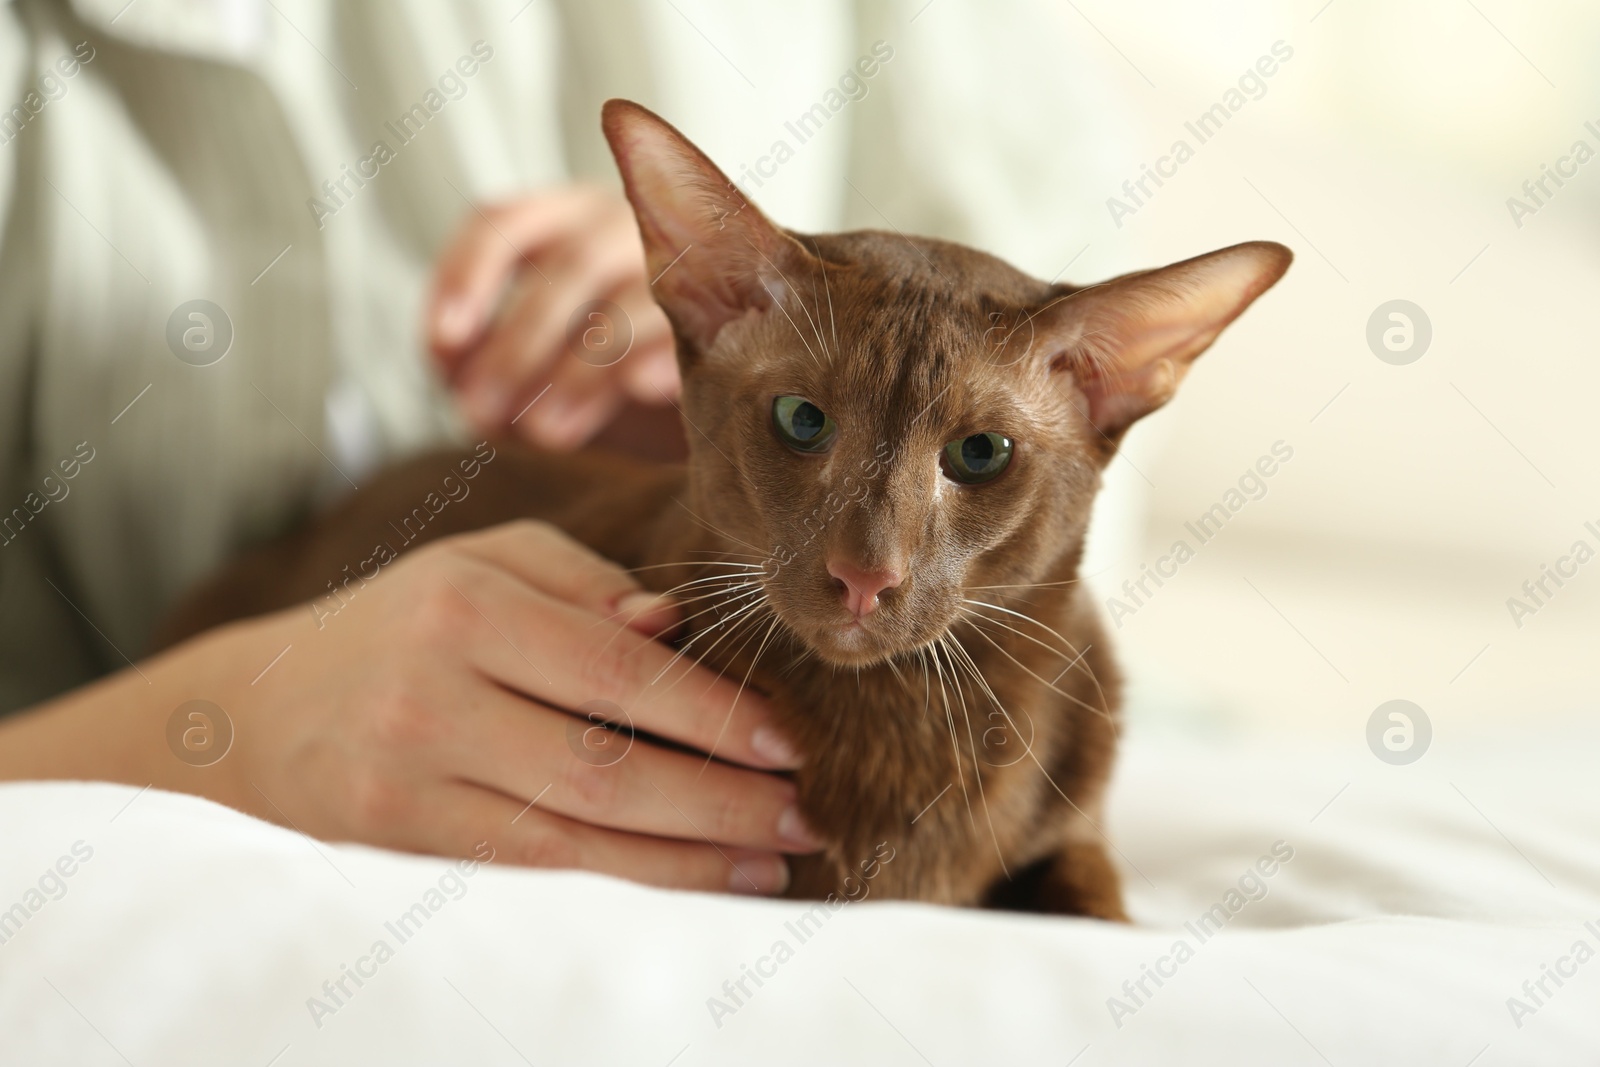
[603, 100, 1290, 668]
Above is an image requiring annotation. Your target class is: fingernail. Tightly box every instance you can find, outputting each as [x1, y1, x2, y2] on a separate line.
[729, 856, 789, 895]
[639, 353, 681, 394]
[751, 724, 802, 768]
[778, 805, 824, 850]
[617, 590, 675, 627]
[554, 394, 608, 439]
[437, 299, 474, 345]
[464, 382, 507, 425]
[528, 392, 573, 438]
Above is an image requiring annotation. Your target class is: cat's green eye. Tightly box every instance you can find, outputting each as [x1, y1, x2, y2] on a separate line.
[772, 395, 837, 453]
[942, 433, 1014, 484]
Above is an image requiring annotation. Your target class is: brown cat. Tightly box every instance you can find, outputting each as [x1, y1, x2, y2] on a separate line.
[157, 100, 1290, 918]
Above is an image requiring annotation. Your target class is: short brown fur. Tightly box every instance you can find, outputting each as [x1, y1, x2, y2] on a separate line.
[158, 101, 1291, 917]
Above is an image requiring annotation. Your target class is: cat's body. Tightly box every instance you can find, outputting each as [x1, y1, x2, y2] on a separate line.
[158, 437, 1126, 915]
[158, 100, 1290, 917]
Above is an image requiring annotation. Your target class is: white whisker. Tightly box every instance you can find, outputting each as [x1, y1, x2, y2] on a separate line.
[626, 558, 766, 575]
[670, 497, 767, 555]
[700, 614, 784, 774]
[745, 238, 826, 368]
[960, 613, 1116, 727]
[822, 257, 839, 360]
[943, 631, 1036, 770]
[1023, 746, 1157, 890]
[961, 598, 1110, 710]
[940, 632, 1011, 879]
[926, 636, 974, 827]
[646, 592, 769, 687]
[590, 564, 758, 657]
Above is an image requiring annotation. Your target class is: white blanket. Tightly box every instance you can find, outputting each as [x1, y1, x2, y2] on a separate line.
[3, 723, 1598, 1065]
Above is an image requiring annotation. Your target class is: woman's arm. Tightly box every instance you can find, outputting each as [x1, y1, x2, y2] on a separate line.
[0, 521, 816, 895]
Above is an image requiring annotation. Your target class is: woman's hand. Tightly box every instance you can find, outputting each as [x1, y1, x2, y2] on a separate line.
[428, 185, 680, 450]
[0, 522, 813, 895]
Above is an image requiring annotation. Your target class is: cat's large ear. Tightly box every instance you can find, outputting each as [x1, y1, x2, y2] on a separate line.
[1022, 241, 1291, 444]
[601, 99, 811, 359]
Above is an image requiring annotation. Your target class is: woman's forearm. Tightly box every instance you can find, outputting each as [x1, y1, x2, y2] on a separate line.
[0, 615, 285, 816]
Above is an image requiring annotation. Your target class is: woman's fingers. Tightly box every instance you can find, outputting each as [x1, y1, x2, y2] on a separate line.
[517, 381, 627, 452]
[432, 543, 793, 767]
[422, 780, 791, 895]
[432, 534, 795, 770]
[452, 521, 679, 637]
[429, 185, 680, 450]
[620, 337, 682, 405]
[428, 187, 611, 368]
[454, 207, 645, 429]
[446, 685, 819, 853]
[447, 561, 796, 772]
[515, 275, 676, 448]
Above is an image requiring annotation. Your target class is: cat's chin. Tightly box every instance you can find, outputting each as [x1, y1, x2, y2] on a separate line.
[802, 620, 920, 669]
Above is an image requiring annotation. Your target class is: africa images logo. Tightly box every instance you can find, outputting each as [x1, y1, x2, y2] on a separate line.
[1106, 840, 1295, 1028]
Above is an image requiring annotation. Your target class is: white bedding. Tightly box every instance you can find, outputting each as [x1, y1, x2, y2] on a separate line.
[3, 721, 1598, 1066]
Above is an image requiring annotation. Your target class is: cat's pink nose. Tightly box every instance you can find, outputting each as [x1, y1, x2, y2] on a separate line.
[827, 559, 903, 618]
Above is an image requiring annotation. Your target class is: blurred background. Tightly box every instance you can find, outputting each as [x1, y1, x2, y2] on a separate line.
[1058, 0, 1600, 742]
[4, 0, 1597, 739]
[571, 0, 1600, 744]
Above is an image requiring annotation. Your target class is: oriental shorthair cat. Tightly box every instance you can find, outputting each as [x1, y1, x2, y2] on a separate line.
[159, 100, 1292, 918]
